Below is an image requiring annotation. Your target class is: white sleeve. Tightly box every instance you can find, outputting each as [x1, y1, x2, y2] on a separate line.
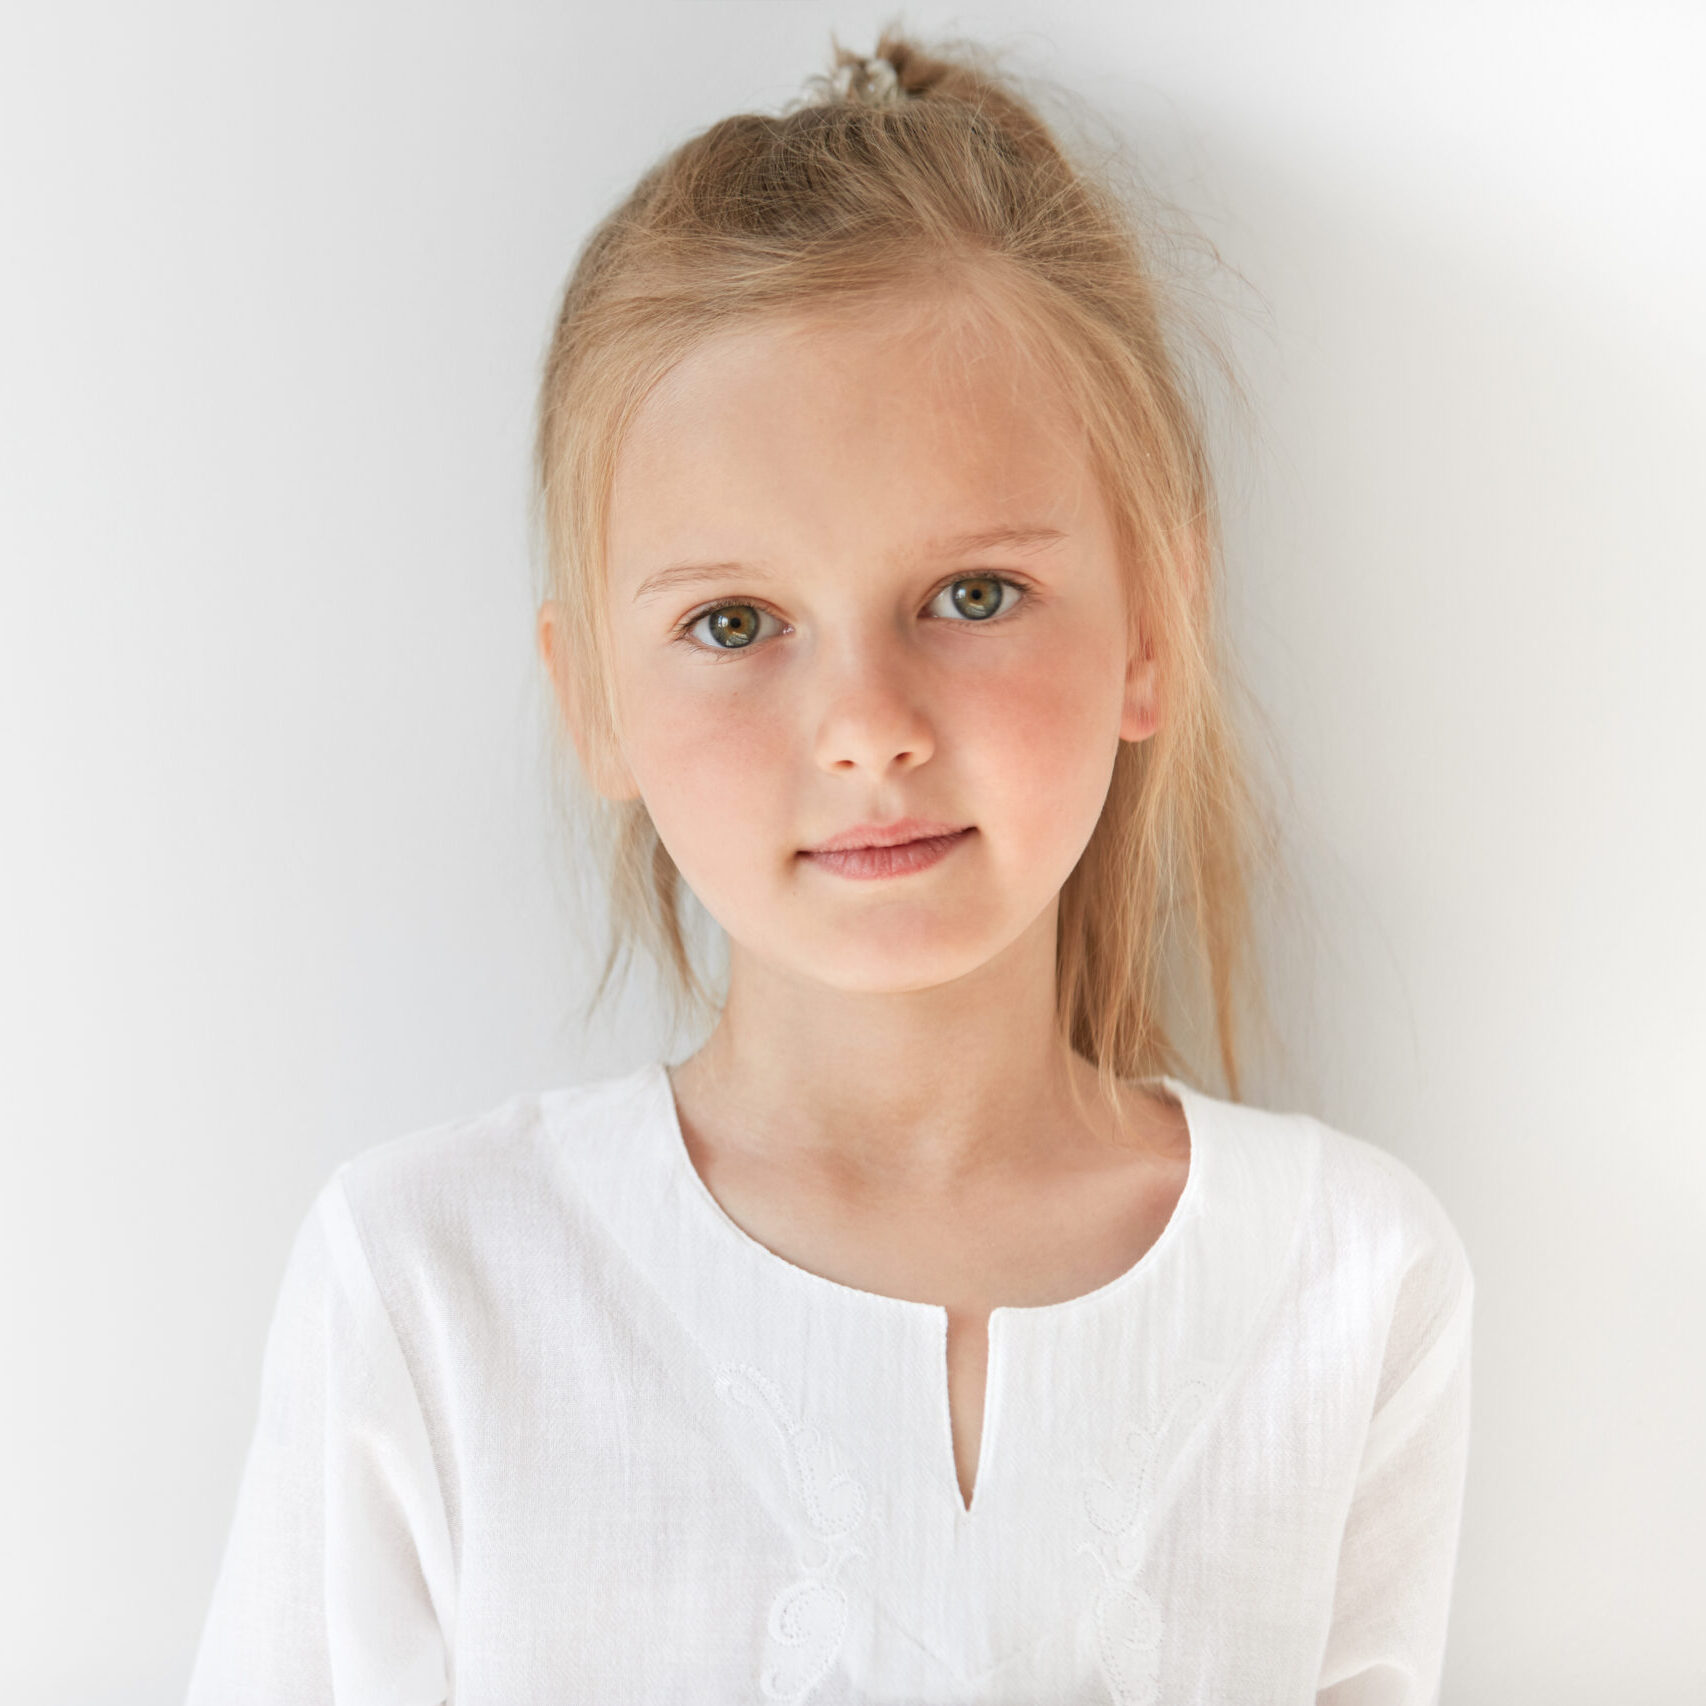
[185, 1171, 455, 1706]
[1315, 1218, 1475, 1706]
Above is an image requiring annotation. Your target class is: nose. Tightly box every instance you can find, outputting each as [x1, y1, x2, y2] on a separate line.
[809, 633, 936, 776]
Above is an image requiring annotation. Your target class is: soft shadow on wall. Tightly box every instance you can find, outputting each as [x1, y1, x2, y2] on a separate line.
[1157, 114, 1704, 1702]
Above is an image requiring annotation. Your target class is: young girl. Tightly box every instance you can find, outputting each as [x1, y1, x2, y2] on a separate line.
[187, 30, 1473, 1706]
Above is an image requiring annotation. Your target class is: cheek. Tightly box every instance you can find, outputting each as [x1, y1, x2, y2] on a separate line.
[621, 670, 793, 868]
[952, 631, 1126, 833]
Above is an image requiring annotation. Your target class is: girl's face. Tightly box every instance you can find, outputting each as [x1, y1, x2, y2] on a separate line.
[579, 293, 1156, 996]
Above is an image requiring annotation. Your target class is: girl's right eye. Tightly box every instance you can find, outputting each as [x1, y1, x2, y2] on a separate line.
[676, 601, 783, 654]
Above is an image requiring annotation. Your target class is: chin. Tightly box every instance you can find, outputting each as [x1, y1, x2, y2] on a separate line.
[782, 923, 1007, 995]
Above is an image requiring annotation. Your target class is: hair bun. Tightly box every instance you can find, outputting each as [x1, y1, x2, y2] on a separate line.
[794, 31, 1038, 143]
[803, 48, 908, 110]
[799, 30, 968, 111]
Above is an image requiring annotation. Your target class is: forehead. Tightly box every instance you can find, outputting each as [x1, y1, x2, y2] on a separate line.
[606, 292, 1100, 567]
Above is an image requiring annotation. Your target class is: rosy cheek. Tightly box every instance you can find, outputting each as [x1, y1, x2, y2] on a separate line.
[626, 670, 789, 832]
[966, 644, 1112, 765]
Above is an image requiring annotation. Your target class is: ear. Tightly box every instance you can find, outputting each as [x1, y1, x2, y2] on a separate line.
[536, 599, 642, 800]
[1119, 625, 1160, 744]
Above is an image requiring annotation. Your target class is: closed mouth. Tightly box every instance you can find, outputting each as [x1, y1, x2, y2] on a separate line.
[799, 826, 975, 878]
[802, 819, 973, 855]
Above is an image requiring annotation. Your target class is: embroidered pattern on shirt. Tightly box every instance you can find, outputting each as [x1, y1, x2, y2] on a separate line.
[715, 1361, 870, 1703]
[1077, 1371, 1219, 1706]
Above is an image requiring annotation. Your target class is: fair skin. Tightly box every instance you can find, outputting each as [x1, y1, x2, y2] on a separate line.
[538, 286, 1189, 1512]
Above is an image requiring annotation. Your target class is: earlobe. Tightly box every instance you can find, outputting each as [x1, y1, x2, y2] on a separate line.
[1120, 653, 1160, 744]
[536, 600, 643, 800]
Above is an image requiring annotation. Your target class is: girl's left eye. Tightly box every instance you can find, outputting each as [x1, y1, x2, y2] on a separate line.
[675, 574, 1029, 656]
[925, 574, 1026, 623]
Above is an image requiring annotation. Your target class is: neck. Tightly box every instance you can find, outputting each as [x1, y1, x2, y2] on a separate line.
[672, 904, 1128, 1189]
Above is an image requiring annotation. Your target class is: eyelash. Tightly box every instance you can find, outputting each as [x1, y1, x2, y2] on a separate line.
[672, 573, 1035, 658]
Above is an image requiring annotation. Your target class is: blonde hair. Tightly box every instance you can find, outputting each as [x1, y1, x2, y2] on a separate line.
[532, 24, 1277, 1107]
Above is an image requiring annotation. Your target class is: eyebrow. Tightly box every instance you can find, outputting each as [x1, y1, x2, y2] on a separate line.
[630, 524, 1069, 605]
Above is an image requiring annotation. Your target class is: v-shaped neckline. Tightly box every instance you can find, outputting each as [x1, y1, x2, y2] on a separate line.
[539, 1058, 1319, 1687]
[646, 1059, 1210, 1517]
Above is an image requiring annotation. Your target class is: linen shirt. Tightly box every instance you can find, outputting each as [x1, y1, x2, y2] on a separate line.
[186, 1059, 1474, 1704]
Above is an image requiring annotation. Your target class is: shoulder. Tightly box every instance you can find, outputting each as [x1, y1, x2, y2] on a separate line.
[1269, 1101, 1475, 1397]
[318, 1061, 663, 1288]
[1299, 1109, 1473, 1295]
[1182, 1084, 1473, 1336]
[1286, 1110, 1477, 1426]
[321, 1087, 545, 1257]
[1192, 1087, 1464, 1259]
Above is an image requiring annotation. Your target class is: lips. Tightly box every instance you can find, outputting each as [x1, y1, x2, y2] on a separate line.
[803, 818, 973, 854]
[799, 824, 975, 881]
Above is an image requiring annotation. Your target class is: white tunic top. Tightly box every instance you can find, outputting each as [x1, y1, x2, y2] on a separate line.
[186, 1059, 1474, 1705]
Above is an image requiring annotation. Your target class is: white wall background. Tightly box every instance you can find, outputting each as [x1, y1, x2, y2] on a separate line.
[2, 1, 1701, 1698]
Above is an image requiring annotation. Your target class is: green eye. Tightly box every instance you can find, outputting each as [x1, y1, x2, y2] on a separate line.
[947, 576, 1006, 620]
[932, 574, 1023, 622]
[693, 603, 766, 648]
